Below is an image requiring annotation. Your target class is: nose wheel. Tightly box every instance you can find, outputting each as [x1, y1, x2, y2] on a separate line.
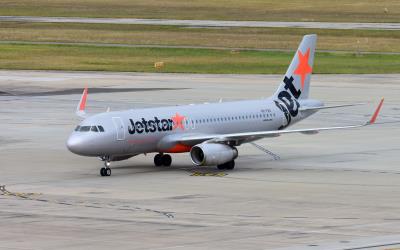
[100, 158, 112, 176]
[100, 167, 111, 176]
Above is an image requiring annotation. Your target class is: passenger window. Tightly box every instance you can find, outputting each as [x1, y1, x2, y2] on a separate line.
[91, 126, 98, 132]
[98, 126, 105, 132]
[75, 126, 80, 131]
[79, 126, 90, 132]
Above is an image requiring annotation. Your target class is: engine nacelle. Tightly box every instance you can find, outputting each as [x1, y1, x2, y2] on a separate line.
[190, 143, 238, 166]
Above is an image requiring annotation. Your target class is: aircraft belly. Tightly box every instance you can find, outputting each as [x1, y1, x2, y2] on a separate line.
[126, 133, 160, 154]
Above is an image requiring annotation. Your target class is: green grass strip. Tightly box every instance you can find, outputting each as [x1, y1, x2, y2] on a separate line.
[0, 43, 399, 74]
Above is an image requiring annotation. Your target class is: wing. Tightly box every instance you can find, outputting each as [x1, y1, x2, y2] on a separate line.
[179, 98, 384, 145]
[299, 102, 365, 111]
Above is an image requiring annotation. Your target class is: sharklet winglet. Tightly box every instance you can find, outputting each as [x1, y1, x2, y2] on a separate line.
[79, 87, 88, 111]
[367, 98, 384, 125]
[76, 87, 88, 118]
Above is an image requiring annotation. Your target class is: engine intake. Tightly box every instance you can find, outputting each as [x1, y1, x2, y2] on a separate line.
[190, 143, 238, 166]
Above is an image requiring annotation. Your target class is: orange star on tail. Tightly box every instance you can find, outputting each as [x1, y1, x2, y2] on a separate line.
[294, 48, 312, 90]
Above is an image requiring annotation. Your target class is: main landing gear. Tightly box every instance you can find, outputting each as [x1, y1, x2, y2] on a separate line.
[217, 160, 235, 170]
[100, 157, 112, 176]
[154, 153, 172, 167]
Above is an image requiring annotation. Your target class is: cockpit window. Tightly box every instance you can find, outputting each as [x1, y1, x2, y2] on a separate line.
[79, 126, 91, 132]
[98, 126, 105, 132]
[76, 125, 104, 132]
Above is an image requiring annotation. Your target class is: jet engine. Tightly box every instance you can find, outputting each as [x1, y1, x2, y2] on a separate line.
[190, 143, 238, 166]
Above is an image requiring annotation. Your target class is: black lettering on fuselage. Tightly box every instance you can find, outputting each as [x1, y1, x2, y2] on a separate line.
[274, 101, 291, 130]
[154, 117, 162, 131]
[141, 118, 149, 133]
[127, 116, 174, 134]
[128, 119, 136, 134]
[148, 120, 156, 132]
[277, 91, 299, 117]
[135, 121, 144, 133]
[161, 119, 169, 131]
[275, 75, 302, 128]
[168, 119, 173, 130]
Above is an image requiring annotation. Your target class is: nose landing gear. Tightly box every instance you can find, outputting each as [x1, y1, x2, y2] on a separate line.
[100, 156, 112, 176]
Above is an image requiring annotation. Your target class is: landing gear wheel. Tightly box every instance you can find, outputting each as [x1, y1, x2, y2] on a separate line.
[105, 168, 111, 176]
[217, 160, 235, 170]
[100, 167, 111, 176]
[217, 164, 226, 170]
[99, 157, 112, 176]
[154, 154, 163, 166]
[226, 160, 235, 170]
[162, 154, 172, 166]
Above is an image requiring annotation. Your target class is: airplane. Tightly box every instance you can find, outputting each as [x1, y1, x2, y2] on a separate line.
[66, 34, 384, 176]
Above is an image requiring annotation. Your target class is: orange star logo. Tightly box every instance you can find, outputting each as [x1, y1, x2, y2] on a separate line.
[294, 48, 312, 90]
[171, 113, 186, 130]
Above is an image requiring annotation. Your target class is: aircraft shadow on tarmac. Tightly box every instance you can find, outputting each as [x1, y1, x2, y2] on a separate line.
[105, 154, 279, 176]
[104, 144, 400, 176]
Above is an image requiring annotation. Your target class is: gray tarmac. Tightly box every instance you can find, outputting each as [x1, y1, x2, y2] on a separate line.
[0, 70, 400, 250]
[1, 16, 400, 30]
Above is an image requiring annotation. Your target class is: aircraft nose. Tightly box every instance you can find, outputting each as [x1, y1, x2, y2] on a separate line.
[66, 134, 84, 155]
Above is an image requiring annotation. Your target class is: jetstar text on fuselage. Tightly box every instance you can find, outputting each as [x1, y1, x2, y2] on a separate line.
[128, 117, 174, 134]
